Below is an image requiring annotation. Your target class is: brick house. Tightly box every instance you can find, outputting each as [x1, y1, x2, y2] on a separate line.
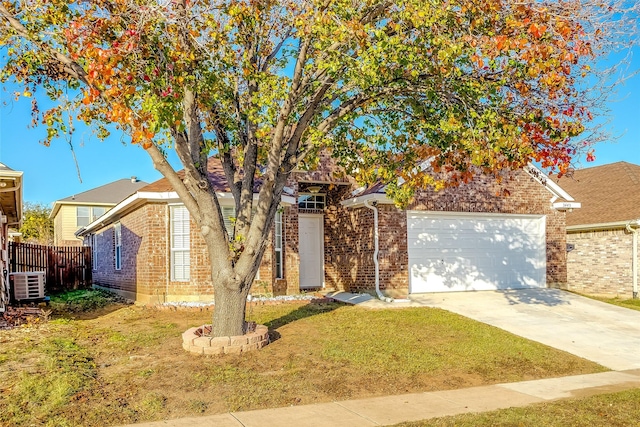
[555, 162, 640, 297]
[76, 157, 576, 303]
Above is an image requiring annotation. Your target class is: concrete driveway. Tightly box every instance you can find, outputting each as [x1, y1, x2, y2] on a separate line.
[409, 289, 640, 371]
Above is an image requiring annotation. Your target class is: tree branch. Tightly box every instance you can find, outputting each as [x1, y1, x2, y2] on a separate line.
[0, 4, 89, 85]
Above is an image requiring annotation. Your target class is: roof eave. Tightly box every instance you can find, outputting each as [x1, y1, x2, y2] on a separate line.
[77, 191, 297, 236]
[50, 201, 118, 219]
[340, 192, 394, 208]
[567, 220, 637, 232]
[0, 174, 23, 226]
[525, 164, 575, 201]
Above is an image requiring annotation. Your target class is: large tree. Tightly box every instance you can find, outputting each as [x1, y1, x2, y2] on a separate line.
[19, 202, 54, 245]
[0, 0, 635, 336]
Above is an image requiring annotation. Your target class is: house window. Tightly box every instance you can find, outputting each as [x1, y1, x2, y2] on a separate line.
[298, 194, 325, 210]
[221, 206, 236, 240]
[114, 222, 122, 271]
[170, 205, 190, 281]
[77, 206, 108, 227]
[92, 234, 98, 271]
[274, 210, 283, 279]
[92, 207, 107, 221]
[77, 207, 90, 227]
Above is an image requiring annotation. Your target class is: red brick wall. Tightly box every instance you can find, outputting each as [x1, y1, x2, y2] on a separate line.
[407, 170, 567, 288]
[326, 169, 567, 295]
[89, 202, 276, 302]
[90, 203, 168, 301]
[324, 186, 376, 292]
[567, 228, 637, 297]
[283, 181, 301, 294]
[89, 164, 567, 301]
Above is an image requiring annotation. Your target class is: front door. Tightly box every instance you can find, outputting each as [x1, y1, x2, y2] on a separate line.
[298, 214, 324, 289]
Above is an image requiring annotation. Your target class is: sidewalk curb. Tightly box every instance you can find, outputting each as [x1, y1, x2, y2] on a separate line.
[117, 370, 640, 427]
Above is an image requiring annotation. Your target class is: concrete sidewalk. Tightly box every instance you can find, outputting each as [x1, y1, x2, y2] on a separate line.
[120, 370, 640, 427]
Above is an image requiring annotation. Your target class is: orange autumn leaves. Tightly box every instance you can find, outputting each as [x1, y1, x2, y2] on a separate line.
[0, 0, 625, 192]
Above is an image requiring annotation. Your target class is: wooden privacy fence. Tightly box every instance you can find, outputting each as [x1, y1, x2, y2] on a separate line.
[8, 242, 92, 293]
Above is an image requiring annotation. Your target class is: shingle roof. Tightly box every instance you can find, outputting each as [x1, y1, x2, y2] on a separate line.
[140, 157, 259, 193]
[58, 178, 149, 204]
[554, 161, 640, 226]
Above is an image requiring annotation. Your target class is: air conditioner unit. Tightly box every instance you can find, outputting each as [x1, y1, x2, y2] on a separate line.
[11, 272, 46, 301]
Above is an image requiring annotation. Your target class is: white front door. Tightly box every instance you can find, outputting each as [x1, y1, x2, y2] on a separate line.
[298, 214, 324, 289]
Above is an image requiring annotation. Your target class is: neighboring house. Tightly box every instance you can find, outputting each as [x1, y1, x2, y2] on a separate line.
[77, 156, 577, 303]
[50, 177, 149, 246]
[0, 163, 23, 312]
[555, 162, 640, 297]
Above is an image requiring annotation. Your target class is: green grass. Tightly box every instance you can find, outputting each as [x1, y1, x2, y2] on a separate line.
[0, 296, 608, 427]
[594, 296, 640, 312]
[0, 333, 96, 427]
[395, 388, 640, 427]
[49, 289, 126, 313]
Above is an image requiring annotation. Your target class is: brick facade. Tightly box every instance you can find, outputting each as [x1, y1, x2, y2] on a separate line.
[89, 202, 276, 303]
[324, 169, 567, 296]
[408, 170, 567, 288]
[87, 162, 568, 302]
[567, 228, 638, 297]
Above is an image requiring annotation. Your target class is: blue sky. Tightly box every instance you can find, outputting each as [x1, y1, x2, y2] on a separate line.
[0, 87, 183, 205]
[0, 50, 639, 206]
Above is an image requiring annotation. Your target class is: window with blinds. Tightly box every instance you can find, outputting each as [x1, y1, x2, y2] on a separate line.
[221, 206, 235, 240]
[91, 234, 98, 271]
[114, 222, 122, 270]
[170, 205, 190, 281]
[274, 210, 283, 279]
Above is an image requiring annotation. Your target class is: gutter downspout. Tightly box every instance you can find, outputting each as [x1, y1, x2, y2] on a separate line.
[364, 199, 387, 301]
[626, 219, 640, 299]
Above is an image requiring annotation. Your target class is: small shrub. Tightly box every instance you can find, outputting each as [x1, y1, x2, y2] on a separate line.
[49, 289, 127, 313]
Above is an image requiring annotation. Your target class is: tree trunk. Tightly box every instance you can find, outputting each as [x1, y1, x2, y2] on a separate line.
[212, 278, 252, 337]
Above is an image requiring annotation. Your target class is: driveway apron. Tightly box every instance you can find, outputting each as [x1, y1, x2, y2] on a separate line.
[409, 289, 640, 371]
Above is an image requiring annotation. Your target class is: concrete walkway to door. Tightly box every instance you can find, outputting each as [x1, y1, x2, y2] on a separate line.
[332, 288, 640, 371]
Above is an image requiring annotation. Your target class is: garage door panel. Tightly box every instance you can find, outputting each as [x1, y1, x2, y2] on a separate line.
[408, 212, 546, 293]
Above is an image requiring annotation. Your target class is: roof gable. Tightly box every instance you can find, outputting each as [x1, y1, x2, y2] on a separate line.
[58, 178, 149, 204]
[555, 161, 640, 227]
[353, 164, 574, 202]
[51, 178, 149, 219]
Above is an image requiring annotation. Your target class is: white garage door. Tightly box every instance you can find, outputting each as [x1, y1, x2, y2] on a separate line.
[407, 212, 546, 293]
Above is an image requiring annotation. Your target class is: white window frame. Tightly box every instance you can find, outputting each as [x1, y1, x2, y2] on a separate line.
[170, 205, 190, 282]
[114, 222, 122, 271]
[274, 210, 284, 279]
[221, 206, 236, 240]
[298, 193, 326, 210]
[92, 206, 107, 221]
[77, 206, 90, 227]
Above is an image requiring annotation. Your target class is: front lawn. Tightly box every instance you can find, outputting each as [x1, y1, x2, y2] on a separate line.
[0, 291, 606, 427]
[395, 388, 640, 427]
